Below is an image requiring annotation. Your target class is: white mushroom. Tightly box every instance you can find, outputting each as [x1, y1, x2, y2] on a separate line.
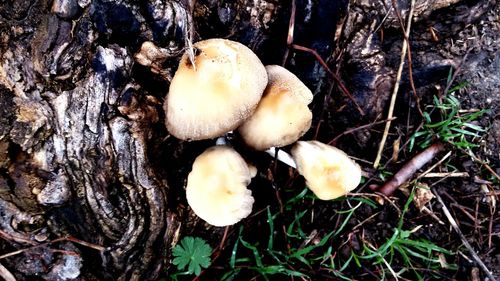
[238, 65, 313, 150]
[165, 38, 268, 141]
[186, 146, 255, 226]
[291, 141, 362, 200]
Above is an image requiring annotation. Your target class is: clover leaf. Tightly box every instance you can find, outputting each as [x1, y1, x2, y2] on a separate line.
[172, 236, 213, 276]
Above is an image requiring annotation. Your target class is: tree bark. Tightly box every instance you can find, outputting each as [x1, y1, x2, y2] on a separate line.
[0, 0, 186, 279]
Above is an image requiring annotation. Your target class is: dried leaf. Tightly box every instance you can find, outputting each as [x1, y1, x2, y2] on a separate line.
[414, 184, 435, 210]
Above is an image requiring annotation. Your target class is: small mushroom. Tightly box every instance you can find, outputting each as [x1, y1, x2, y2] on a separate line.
[165, 38, 268, 141]
[238, 65, 313, 151]
[291, 141, 361, 200]
[186, 145, 255, 226]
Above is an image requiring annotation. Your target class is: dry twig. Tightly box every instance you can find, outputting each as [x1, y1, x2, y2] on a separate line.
[421, 172, 469, 178]
[0, 236, 104, 260]
[372, 142, 445, 196]
[443, 49, 471, 96]
[433, 191, 497, 281]
[290, 44, 365, 116]
[416, 150, 452, 179]
[328, 117, 396, 145]
[391, 0, 423, 116]
[0, 263, 16, 281]
[281, 0, 296, 66]
[373, 0, 416, 168]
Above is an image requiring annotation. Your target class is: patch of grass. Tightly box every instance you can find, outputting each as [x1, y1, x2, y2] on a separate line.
[221, 189, 375, 280]
[409, 94, 487, 151]
[352, 186, 457, 280]
[167, 185, 457, 280]
[215, 183, 457, 280]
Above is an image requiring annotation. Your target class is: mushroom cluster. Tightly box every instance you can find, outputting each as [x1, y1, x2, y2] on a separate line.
[163, 38, 362, 227]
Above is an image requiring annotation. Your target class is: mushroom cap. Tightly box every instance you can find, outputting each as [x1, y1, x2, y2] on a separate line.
[165, 38, 268, 140]
[186, 145, 255, 226]
[238, 65, 313, 150]
[291, 141, 361, 200]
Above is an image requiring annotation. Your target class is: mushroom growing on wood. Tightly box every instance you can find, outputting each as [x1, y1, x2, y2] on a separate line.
[238, 65, 313, 150]
[186, 145, 255, 226]
[164, 38, 268, 141]
[291, 141, 361, 200]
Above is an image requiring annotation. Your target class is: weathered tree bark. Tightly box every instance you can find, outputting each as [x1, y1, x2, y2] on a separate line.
[0, 0, 496, 279]
[0, 0, 190, 279]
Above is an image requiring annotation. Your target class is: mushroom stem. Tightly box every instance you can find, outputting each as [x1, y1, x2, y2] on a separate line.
[265, 147, 297, 169]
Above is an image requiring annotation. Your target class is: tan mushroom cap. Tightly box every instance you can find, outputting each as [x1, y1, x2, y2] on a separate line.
[186, 146, 255, 226]
[238, 65, 313, 150]
[165, 38, 268, 140]
[291, 141, 361, 200]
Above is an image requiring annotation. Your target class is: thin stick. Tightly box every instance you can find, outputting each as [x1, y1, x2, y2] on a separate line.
[373, 0, 415, 168]
[421, 172, 469, 178]
[421, 206, 446, 225]
[218, 226, 230, 251]
[314, 84, 335, 140]
[391, 0, 423, 116]
[488, 206, 495, 249]
[185, 0, 197, 70]
[433, 191, 497, 281]
[443, 49, 471, 96]
[466, 152, 500, 181]
[417, 151, 452, 179]
[0, 236, 104, 260]
[328, 117, 396, 144]
[0, 229, 36, 245]
[283, 0, 363, 115]
[282, 0, 296, 66]
[291, 44, 365, 116]
[0, 263, 16, 281]
[65, 236, 106, 251]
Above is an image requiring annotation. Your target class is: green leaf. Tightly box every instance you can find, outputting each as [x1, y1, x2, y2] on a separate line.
[172, 236, 213, 276]
[266, 207, 275, 251]
[240, 238, 263, 267]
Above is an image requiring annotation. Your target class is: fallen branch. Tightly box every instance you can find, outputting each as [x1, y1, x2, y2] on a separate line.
[433, 191, 497, 281]
[373, 0, 416, 168]
[372, 142, 445, 196]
